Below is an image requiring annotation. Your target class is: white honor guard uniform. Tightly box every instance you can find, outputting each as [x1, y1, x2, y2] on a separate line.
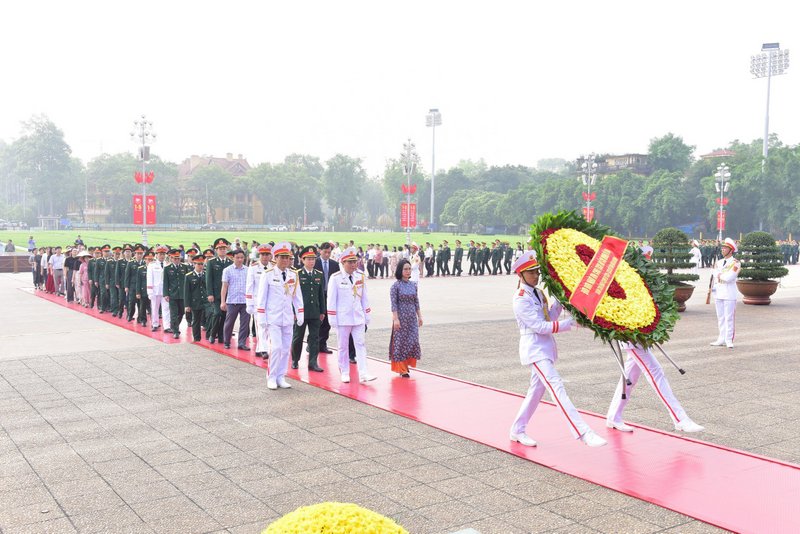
[710, 237, 740, 348]
[409, 243, 421, 284]
[256, 242, 304, 389]
[147, 246, 170, 329]
[690, 240, 702, 276]
[606, 342, 703, 433]
[247, 244, 272, 357]
[509, 252, 606, 448]
[327, 247, 375, 383]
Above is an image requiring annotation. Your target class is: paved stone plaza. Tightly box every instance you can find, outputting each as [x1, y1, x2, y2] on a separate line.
[1, 265, 798, 533]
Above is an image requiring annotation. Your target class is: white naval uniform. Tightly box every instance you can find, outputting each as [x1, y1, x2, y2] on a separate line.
[711, 256, 740, 344]
[409, 253, 421, 284]
[510, 283, 592, 440]
[606, 342, 688, 425]
[247, 262, 270, 353]
[256, 267, 304, 382]
[689, 246, 702, 276]
[146, 260, 170, 328]
[326, 269, 372, 379]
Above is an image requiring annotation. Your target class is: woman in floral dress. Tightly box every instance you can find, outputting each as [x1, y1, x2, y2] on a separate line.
[389, 259, 423, 377]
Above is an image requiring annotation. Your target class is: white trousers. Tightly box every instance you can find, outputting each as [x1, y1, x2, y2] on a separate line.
[149, 295, 169, 327]
[255, 312, 270, 354]
[336, 324, 369, 377]
[267, 323, 293, 381]
[714, 298, 736, 342]
[607, 348, 687, 425]
[510, 359, 591, 439]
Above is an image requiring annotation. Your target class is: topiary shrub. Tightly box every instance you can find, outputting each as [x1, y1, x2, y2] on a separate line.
[738, 231, 788, 281]
[651, 227, 700, 286]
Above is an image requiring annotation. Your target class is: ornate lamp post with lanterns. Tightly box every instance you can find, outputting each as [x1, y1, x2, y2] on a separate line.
[579, 154, 598, 222]
[130, 115, 156, 247]
[425, 108, 441, 231]
[714, 163, 731, 243]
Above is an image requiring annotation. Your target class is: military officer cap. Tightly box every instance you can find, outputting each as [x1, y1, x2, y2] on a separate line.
[123, 244, 133, 252]
[410, 242, 419, 251]
[300, 245, 318, 259]
[225, 249, 235, 258]
[101, 244, 111, 251]
[192, 255, 206, 264]
[168, 249, 181, 257]
[512, 251, 540, 273]
[203, 248, 215, 258]
[273, 242, 293, 257]
[154, 245, 169, 254]
[186, 247, 198, 256]
[112, 246, 122, 252]
[258, 244, 272, 255]
[133, 243, 146, 252]
[213, 237, 231, 249]
[340, 247, 358, 262]
[144, 249, 155, 259]
[722, 237, 738, 253]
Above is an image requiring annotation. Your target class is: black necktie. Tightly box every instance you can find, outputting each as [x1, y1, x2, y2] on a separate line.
[349, 274, 353, 284]
[323, 260, 328, 280]
[160, 262, 163, 268]
[282, 271, 286, 281]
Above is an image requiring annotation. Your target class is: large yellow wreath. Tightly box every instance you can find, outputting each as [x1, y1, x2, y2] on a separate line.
[263, 502, 408, 534]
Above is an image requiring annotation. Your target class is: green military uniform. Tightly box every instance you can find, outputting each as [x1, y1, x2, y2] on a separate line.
[95, 247, 109, 311]
[491, 243, 503, 275]
[88, 252, 99, 308]
[291, 248, 325, 370]
[125, 251, 144, 322]
[114, 252, 129, 318]
[105, 252, 119, 315]
[163, 254, 190, 336]
[205, 238, 232, 344]
[184, 262, 207, 342]
[135, 257, 151, 326]
[453, 242, 463, 276]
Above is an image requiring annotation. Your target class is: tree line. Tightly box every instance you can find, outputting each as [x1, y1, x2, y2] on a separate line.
[1, 115, 799, 237]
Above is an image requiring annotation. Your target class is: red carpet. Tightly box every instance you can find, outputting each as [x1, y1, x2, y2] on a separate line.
[32, 289, 800, 533]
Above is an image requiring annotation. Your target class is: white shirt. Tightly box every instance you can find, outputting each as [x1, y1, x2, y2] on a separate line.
[256, 267, 304, 326]
[146, 260, 166, 297]
[513, 283, 573, 365]
[326, 269, 371, 327]
[711, 256, 740, 301]
[245, 261, 268, 312]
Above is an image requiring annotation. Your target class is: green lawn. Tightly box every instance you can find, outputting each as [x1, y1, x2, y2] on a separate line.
[2, 230, 528, 250]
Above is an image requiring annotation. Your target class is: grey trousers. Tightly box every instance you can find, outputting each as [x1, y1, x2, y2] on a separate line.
[223, 303, 251, 347]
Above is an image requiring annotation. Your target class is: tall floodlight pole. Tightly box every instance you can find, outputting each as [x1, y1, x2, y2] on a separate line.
[750, 43, 790, 162]
[130, 115, 156, 247]
[402, 139, 416, 247]
[579, 154, 598, 222]
[426, 109, 442, 231]
[714, 164, 731, 243]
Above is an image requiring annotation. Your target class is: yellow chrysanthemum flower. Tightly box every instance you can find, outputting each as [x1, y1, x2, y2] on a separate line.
[263, 502, 408, 534]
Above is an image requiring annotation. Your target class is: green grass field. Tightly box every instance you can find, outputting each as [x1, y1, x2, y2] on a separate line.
[1, 230, 527, 250]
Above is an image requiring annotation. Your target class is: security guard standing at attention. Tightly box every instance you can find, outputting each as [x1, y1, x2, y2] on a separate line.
[206, 238, 232, 344]
[184, 254, 207, 342]
[291, 245, 325, 372]
[164, 248, 190, 339]
[453, 240, 463, 276]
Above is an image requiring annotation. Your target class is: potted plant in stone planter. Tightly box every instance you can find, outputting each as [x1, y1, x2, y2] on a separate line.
[736, 231, 788, 305]
[652, 227, 700, 312]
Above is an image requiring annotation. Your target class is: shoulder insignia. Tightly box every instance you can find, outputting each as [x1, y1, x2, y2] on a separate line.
[518, 289, 525, 296]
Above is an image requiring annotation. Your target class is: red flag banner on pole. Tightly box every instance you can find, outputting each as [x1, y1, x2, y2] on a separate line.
[716, 210, 726, 231]
[401, 184, 418, 194]
[400, 203, 409, 227]
[400, 202, 418, 227]
[145, 171, 155, 184]
[568, 236, 628, 320]
[134, 171, 143, 184]
[582, 206, 595, 222]
[133, 195, 144, 224]
[145, 195, 157, 225]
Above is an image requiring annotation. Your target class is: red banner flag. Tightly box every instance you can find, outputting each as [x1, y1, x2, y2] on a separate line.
[581, 192, 597, 201]
[401, 183, 418, 194]
[569, 236, 628, 320]
[135, 171, 143, 184]
[716, 210, 726, 231]
[582, 206, 595, 222]
[400, 202, 417, 228]
[145, 195, 157, 225]
[714, 197, 729, 205]
[133, 195, 144, 224]
[145, 171, 155, 184]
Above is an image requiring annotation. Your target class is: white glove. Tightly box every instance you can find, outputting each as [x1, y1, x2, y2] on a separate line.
[246, 305, 255, 315]
[558, 317, 575, 331]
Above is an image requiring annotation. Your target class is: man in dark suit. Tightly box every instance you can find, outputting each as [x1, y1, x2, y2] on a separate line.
[314, 242, 339, 354]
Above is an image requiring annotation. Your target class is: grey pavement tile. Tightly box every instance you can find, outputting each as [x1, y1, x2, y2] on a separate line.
[142, 511, 223, 534]
[92, 455, 151, 476]
[285, 466, 350, 487]
[414, 444, 470, 462]
[348, 493, 409, 519]
[310, 479, 376, 503]
[621, 500, 694, 529]
[660, 519, 729, 533]
[40, 477, 113, 500]
[220, 464, 281, 485]
[458, 516, 535, 534]
[331, 458, 393, 479]
[35, 464, 98, 485]
[540, 494, 613, 522]
[497, 506, 575, 533]
[108, 479, 181, 505]
[581, 487, 646, 510]
[328, 431, 380, 448]
[401, 463, 461, 484]
[236, 475, 305, 501]
[389, 484, 452, 509]
[265, 454, 324, 475]
[0, 500, 65, 529]
[386, 511, 439, 534]
[181, 483, 255, 510]
[137, 447, 197, 467]
[416, 500, 490, 530]
[428, 475, 495, 500]
[227, 519, 278, 534]
[373, 452, 432, 471]
[260, 489, 320, 516]
[204, 498, 277, 529]
[56, 488, 126, 516]
[503, 480, 575, 506]
[5, 516, 78, 533]
[582, 511, 664, 534]
[154, 458, 214, 479]
[358, 471, 419, 493]
[129, 494, 205, 522]
[198, 451, 260, 471]
[461, 488, 533, 515]
[284, 436, 345, 456]
[0, 485, 54, 509]
[313, 446, 363, 465]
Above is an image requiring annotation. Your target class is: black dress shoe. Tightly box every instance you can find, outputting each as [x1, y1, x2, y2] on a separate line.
[291, 362, 299, 369]
[151, 326, 158, 332]
[321, 347, 333, 354]
[193, 338, 201, 342]
[224, 343, 231, 349]
[238, 345, 250, 351]
[173, 332, 180, 339]
[164, 328, 173, 334]
[349, 358, 357, 364]
[208, 339, 216, 344]
[309, 365, 324, 372]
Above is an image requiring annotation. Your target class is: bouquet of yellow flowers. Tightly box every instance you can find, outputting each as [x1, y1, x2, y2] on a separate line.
[263, 502, 408, 534]
[531, 211, 678, 348]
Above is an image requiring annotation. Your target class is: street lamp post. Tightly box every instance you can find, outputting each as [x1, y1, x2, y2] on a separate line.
[714, 164, 731, 243]
[750, 43, 790, 161]
[426, 108, 441, 232]
[579, 154, 598, 222]
[402, 139, 416, 247]
[130, 115, 156, 247]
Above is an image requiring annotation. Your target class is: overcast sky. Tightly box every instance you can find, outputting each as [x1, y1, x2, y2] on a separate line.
[1, 1, 796, 177]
